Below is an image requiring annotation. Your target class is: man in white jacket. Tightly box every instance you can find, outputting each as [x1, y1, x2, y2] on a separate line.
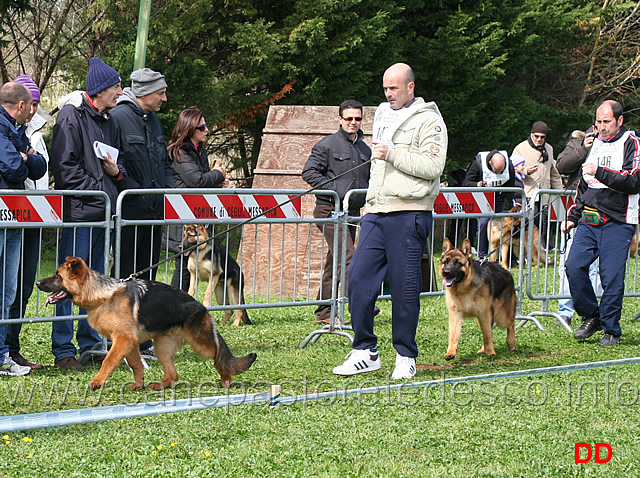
[333, 63, 448, 380]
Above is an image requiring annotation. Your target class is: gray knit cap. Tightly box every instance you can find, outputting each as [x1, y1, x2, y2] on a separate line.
[130, 68, 167, 97]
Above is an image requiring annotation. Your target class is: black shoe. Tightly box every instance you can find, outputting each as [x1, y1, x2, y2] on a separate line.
[573, 316, 601, 340]
[554, 315, 572, 328]
[599, 333, 621, 346]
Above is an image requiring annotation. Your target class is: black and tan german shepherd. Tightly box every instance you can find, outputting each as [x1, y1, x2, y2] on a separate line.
[37, 257, 256, 390]
[183, 224, 251, 326]
[440, 238, 516, 360]
[488, 205, 549, 269]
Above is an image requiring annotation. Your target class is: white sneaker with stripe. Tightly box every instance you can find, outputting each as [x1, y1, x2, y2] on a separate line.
[0, 352, 31, 377]
[333, 348, 381, 376]
[391, 354, 416, 380]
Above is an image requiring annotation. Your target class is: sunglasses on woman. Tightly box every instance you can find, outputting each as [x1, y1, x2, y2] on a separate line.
[195, 123, 207, 132]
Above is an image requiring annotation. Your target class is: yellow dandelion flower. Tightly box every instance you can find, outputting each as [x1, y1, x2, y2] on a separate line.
[2, 435, 8, 440]
[23, 437, 32, 443]
[152, 450, 157, 456]
[204, 451, 211, 457]
[170, 442, 178, 447]
[5, 441, 10, 445]
[157, 445, 163, 451]
[28, 453, 33, 458]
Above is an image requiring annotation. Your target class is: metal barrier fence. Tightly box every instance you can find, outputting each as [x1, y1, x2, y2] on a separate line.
[0, 190, 111, 363]
[302, 186, 544, 348]
[113, 188, 352, 341]
[523, 189, 640, 328]
[4, 186, 639, 349]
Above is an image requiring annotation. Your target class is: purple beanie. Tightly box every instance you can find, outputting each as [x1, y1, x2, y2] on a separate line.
[14, 75, 40, 102]
[86, 57, 121, 96]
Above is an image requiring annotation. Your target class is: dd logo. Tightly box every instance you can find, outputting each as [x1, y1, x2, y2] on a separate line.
[574, 443, 612, 464]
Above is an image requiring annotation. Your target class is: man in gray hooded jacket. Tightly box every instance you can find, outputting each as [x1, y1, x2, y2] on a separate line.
[110, 68, 174, 281]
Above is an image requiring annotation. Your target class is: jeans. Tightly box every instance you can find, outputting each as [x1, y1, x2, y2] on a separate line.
[0, 229, 22, 357]
[7, 228, 41, 355]
[51, 227, 104, 361]
[557, 231, 601, 318]
[566, 220, 635, 337]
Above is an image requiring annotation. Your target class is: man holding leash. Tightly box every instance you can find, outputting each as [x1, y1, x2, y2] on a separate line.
[333, 63, 447, 379]
[562, 100, 640, 346]
[302, 99, 372, 325]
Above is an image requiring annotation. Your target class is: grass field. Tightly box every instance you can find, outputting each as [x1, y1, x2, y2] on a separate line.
[2, 262, 640, 477]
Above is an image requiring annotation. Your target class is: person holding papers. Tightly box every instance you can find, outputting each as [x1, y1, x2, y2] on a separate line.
[49, 57, 134, 370]
[333, 63, 448, 380]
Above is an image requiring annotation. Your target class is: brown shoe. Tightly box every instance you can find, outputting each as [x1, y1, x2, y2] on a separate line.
[54, 356, 84, 371]
[11, 353, 44, 370]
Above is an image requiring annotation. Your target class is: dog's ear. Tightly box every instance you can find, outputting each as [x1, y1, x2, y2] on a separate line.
[442, 238, 452, 255]
[461, 238, 473, 256]
[65, 257, 83, 278]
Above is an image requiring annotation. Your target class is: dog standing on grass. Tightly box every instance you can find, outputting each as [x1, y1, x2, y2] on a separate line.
[37, 257, 256, 390]
[488, 205, 550, 269]
[440, 238, 516, 360]
[183, 224, 251, 326]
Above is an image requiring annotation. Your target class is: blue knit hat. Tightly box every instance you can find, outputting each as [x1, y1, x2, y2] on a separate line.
[86, 57, 121, 96]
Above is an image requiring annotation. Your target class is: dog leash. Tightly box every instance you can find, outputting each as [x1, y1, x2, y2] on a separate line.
[124, 158, 376, 281]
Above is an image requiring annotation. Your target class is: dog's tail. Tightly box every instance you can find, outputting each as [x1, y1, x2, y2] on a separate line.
[212, 321, 256, 386]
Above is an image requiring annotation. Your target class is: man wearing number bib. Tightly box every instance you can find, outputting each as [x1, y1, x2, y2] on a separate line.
[333, 63, 447, 379]
[562, 100, 640, 346]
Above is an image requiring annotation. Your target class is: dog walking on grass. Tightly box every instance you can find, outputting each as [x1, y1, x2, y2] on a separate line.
[37, 257, 256, 390]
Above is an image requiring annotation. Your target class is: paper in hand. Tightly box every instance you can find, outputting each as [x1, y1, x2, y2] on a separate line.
[93, 141, 119, 161]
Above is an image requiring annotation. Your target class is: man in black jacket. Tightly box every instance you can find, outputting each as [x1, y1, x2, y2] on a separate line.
[50, 57, 133, 370]
[302, 99, 371, 324]
[110, 68, 174, 282]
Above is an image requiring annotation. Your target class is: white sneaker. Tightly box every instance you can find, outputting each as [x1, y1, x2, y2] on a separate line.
[391, 354, 416, 380]
[333, 348, 381, 376]
[0, 352, 31, 377]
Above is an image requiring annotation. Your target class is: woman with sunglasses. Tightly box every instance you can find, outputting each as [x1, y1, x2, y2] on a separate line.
[166, 107, 229, 291]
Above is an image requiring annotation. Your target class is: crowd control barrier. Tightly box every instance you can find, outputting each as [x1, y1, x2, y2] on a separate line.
[0, 190, 111, 363]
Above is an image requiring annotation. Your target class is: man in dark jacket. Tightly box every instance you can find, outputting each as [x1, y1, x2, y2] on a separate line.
[50, 57, 133, 370]
[562, 100, 640, 346]
[302, 99, 371, 324]
[0, 81, 47, 377]
[462, 150, 517, 258]
[110, 68, 174, 281]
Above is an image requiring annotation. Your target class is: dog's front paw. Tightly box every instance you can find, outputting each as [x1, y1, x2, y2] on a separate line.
[89, 379, 105, 390]
[146, 382, 165, 391]
[129, 382, 144, 391]
[444, 352, 456, 361]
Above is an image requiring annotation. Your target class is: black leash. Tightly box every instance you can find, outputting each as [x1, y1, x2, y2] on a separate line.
[124, 158, 375, 281]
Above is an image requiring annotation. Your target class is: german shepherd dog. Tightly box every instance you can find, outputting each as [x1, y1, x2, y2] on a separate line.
[183, 224, 251, 326]
[440, 238, 516, 360]
[488, 205, 549, 269]
[37, 257, 256, 391]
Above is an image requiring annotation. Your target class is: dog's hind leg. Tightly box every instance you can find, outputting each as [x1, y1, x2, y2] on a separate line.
[187, 312, 256, 387]
[89, 334, 138, 390]
[147, 335, 181, 391]
[445, 307, 463, 360]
